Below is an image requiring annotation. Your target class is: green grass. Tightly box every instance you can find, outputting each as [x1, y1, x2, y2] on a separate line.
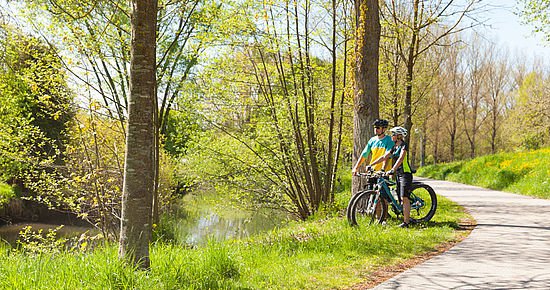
[417, 147, 550, 199]
[0, 193, 469, 289]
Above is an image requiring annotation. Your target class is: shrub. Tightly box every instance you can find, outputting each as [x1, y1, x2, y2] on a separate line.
[0, 182, 15, 206]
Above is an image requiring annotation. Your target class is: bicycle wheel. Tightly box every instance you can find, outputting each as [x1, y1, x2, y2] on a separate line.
[349, 190, 387, 226]
[409, 183, 437, 222]
[346, 183, 375, 225]
[346, 192, 362, 225]
[346, 188, 373, 225]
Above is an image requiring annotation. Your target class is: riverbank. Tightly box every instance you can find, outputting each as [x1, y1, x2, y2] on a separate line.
[0, 193, 471, 289]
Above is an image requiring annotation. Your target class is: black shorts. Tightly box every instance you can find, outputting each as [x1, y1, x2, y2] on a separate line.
[398, 172, 413, 199]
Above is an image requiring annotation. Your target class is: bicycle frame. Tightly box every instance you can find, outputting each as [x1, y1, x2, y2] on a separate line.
[349, 171, 438, 226]
[375, 176, 402, 214]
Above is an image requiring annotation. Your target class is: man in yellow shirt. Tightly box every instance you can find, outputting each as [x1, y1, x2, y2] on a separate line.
[351, 119, 394, 174]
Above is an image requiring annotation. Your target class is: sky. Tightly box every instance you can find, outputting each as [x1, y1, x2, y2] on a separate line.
[478, 0, 550, 61]
[2, 0, 548, 62]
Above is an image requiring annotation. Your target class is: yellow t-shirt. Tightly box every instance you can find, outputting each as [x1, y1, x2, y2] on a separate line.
[361, 135, 394, 171]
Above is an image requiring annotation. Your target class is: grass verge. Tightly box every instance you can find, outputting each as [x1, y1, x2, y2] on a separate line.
[417, 147, 550, 199]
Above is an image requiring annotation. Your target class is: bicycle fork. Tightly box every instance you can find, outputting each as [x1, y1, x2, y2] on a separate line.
[366, 193, 376, 214]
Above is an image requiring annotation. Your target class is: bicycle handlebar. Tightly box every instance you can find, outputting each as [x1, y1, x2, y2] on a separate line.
[354, 171, 390, 178]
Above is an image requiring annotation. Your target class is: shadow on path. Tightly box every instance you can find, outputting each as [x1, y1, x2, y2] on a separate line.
[372, 179, 550, 289]
[475, 223, 550, 231]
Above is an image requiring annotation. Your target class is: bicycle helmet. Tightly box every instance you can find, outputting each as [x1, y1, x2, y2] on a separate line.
[389, 126, 407, 137]
[372, 119, 389, 128]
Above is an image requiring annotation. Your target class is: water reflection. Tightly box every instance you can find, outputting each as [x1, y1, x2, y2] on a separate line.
[171, 194, 289, 245]
[175, 210, 286, 245]
[0, 223, 94, 246]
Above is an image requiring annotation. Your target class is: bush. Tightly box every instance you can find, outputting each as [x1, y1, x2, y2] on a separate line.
[0, 28, 74, 182]
[0, 182, 15, 206]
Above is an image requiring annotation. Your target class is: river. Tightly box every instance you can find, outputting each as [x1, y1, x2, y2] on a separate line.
[0, 193, 289, 247]
[166, 192, 290, 245]
[0, 223, 94, 246]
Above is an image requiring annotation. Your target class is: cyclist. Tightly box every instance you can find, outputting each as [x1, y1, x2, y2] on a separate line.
[368, 126, 413, 228]
[351, 119, 394, 176]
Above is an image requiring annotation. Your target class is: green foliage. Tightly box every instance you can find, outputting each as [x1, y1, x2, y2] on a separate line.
[163, 107, 201, 156]
[47, 109, 179, 238]
[183, 26, 352, 218]
[0, 25, 73, 175]
[518, 0, 550, 42]
[417, 147, 550, 199]
[16, 225, 68, 255]
[58, 110, 126, 236]
[0, 182, 16, 206]
[182, 129, 295, 218]
[521, 133, 543, 150]
[13, 223, 104, 255]
[507, 72, 550, 150]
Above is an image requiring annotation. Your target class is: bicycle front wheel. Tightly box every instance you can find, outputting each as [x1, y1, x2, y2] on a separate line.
[346, 192, 362, 225]
[409, 183, 437, 222]
[349, 190, 387, 226]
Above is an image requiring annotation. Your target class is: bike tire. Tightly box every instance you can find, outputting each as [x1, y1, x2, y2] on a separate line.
[346, 191, 364, 225]
[348, 190, 387, 226]
[346, 183, 375, 224]
[409, 183, 437, 222]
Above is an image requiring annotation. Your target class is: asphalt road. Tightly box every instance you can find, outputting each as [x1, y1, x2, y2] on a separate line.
[373, 178, 550, 289]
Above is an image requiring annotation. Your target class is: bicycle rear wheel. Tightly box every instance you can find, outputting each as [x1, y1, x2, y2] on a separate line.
[409, 183, 437, 222]
[349, 190, 387, 226]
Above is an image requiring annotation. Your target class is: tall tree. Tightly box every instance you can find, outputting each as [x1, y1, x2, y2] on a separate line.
[462, 34, 489, 159]
[511, 70, 550, 149]
[429, 37, 464, 162]
[484, 47, 511, 154]
[193, 0, 352, 219]
[352, 0, 380, 194]
[381, 0, 482, 143]
[118, 0, 158, 269]
[443, 41, 464, 161]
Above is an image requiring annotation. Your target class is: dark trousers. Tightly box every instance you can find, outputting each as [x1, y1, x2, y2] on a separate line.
[397, 172, 413, 199]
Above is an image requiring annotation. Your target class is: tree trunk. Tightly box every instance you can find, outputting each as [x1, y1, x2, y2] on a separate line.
[352, 0, 380, 194]
[325, 0, 338, 203]
[403, 0, 419, 144]
[119, 0, 158, 269]
[420, 119, 427, 167]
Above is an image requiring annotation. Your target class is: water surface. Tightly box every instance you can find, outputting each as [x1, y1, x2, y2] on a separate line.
[171, 193, 290, 245]
[0, 223, 94, 246]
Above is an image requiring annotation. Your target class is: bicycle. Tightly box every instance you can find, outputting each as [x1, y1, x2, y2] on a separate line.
[347, 170, 437, 226]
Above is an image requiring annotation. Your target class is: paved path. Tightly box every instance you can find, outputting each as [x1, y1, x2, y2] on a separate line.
[374, 178, 550, 289]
